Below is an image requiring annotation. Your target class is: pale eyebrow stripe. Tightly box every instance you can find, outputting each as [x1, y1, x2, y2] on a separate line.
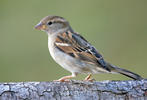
[55, 42, 71, 46]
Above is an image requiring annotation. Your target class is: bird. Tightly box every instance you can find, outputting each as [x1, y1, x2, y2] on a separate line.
[35, 15, 143, 82]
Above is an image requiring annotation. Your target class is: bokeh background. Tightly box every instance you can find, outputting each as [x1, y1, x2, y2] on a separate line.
[0, 0, 147, 82]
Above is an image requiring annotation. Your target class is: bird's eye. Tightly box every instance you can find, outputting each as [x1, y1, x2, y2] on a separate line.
[48, 21, 53, 25]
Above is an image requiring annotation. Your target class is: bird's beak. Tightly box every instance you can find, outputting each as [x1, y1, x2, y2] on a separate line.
[35, 23, 47, 30]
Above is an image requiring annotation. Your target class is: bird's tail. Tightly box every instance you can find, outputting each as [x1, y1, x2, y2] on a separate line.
[107, 63, 143, 80]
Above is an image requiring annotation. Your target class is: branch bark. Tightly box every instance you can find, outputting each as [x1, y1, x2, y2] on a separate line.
[0, 79, 146, 100]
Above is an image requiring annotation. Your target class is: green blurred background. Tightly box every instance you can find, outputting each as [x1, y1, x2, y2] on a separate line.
[0, 0, 147, 82]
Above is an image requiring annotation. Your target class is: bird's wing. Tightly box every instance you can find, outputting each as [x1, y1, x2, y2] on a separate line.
[55, 31, 111, 72]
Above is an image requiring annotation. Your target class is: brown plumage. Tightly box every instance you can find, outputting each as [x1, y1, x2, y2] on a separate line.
[35, 15, 143, 81]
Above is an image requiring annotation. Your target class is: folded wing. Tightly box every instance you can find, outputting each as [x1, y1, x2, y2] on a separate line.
[55, 31, 111, 72]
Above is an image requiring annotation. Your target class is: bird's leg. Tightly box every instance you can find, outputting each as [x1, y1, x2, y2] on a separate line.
[84, 74, 95, 82]
[84, 74, 92, 81]
[54, 73, 77, 82]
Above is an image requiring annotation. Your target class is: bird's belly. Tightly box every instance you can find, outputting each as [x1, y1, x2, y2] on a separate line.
[49, 46, 102, 74]
[49, 46, 83, 73]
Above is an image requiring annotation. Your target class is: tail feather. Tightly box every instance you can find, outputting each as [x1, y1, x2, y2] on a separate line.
[107, 63, 143, 80]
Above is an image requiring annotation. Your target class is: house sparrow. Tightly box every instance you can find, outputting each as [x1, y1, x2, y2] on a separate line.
[35, 15, 143, 82]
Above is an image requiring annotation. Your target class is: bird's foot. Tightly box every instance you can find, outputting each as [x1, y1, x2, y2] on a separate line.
[84, 78, 95, 82]
[54, 79, 70, 82]
[53, 75, 74, 82]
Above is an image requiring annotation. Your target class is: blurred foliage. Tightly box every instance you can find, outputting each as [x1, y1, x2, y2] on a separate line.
[0, 0, 147, 82]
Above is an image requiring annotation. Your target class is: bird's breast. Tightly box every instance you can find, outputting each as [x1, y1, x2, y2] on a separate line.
[48, 35, 71, 66]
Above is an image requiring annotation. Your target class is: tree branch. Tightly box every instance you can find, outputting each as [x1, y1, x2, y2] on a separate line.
[0, 79, 147, 100]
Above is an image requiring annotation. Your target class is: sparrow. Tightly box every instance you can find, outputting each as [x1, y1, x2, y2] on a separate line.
[35, 15, 143, 82]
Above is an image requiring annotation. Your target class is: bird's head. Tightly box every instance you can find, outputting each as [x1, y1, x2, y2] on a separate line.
[35, 15, 72, 34]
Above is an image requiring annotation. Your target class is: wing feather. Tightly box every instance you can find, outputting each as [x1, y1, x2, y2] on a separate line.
[55, 31, 111, 72]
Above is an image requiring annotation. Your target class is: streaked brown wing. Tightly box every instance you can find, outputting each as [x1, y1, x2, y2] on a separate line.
[55, 31, 111, 72]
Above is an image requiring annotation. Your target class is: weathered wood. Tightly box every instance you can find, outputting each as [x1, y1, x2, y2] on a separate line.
[0, 79, 146, 100]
